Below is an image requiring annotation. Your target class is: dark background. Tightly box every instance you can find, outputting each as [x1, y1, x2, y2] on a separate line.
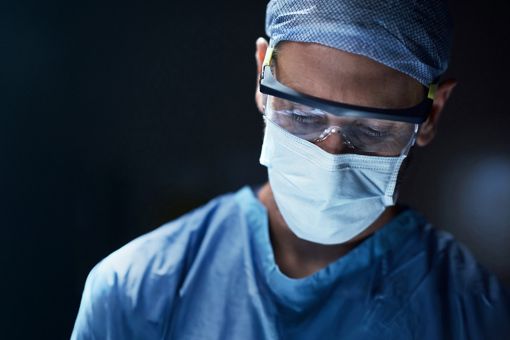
[2, 1, 509, 339]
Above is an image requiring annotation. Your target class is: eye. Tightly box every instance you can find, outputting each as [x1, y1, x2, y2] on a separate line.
[365, 127, 386, 137]
[291, 111, 319, 123]
[354, 122, 391, 138]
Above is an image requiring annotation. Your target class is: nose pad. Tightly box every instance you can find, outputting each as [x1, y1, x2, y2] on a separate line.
[315, 126, 350, 154]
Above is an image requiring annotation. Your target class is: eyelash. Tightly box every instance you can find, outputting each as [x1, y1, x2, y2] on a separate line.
[291, 113, 318, 123]
[360, 126, 385, 137]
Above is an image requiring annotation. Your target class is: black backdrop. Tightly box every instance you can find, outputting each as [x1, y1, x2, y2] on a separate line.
[2, 1, 510, 339]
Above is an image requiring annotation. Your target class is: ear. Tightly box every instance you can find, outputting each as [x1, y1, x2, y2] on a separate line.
[415, 79, 458, 147]
[255, 37, 269, 113]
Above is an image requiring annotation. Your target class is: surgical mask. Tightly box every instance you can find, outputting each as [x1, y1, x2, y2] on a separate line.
[260, 118, 413, 245]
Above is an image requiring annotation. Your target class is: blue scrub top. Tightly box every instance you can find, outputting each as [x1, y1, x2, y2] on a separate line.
[72, 186, 510, 339]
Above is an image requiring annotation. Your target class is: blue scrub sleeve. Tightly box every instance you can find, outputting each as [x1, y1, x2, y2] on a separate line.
[71, 263, 127, 340]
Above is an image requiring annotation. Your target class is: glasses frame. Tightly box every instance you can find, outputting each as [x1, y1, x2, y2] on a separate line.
[259, 47, 437, 124]
[264, 96, 420, 156]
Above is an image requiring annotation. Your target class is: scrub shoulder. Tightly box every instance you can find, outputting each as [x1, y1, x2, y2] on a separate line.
[71, 191, 239, 339]
[386, 221, 510, 339]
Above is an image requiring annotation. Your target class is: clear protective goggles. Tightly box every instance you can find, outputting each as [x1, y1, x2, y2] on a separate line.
[263, 95, 419, 156]
[259, 47, 437, 156]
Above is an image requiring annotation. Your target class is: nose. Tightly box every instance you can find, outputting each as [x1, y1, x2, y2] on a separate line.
[314, 128, 349, 154]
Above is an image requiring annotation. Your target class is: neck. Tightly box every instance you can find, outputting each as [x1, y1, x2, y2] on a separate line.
[257, 182, 398, 278]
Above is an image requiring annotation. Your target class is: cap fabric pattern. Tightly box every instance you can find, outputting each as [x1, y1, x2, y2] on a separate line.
[265, 0, 453, 85]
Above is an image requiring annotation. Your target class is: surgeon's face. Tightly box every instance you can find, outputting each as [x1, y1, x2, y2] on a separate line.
[255, 40, 457, 153]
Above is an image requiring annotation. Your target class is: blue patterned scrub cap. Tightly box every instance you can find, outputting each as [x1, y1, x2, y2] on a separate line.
[265, 0, 453, 85]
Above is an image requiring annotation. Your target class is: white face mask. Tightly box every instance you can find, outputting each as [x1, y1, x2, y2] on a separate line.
[259, 118, 410, 245]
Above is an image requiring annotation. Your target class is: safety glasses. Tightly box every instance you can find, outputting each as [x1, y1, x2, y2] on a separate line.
[258, 47, 436, 156]
[264, 95, 419, 156]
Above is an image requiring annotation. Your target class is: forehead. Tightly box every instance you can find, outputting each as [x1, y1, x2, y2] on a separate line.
[273, 42, 424, 109]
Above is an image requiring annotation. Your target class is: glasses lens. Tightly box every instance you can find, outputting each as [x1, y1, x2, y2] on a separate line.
[264, 95, 417, 156]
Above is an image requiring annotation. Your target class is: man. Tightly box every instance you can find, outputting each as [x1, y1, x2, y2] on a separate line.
[72, 0, 510, 339]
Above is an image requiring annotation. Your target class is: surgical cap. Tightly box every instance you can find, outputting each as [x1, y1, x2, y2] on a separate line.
[265, 0, 453, 85]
